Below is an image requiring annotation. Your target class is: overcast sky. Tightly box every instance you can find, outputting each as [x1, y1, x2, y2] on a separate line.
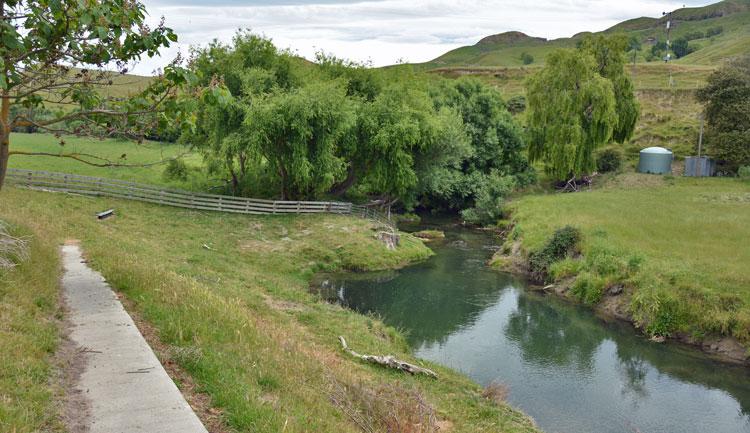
[133, 0, 712, 75]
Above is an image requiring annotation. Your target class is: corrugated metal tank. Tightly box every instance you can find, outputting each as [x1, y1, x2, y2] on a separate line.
[684, 156, 715, 177]
[637, 147, 673, 174]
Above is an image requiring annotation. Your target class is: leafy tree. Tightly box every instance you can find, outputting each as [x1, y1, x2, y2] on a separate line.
[672, 38, 692, 59]
[520, 52, 534, 65]
[650, 40, 668, 60]
[696, 55, 750, 172]
[243, 82, 354, 200]
[579, 34, 639, 143]
[0, 0, 192, 190]
[343, 82, 470, 208]
[526, 49, 617, 180]
[428, 77, 533, 218]
[628, 36, 641, 66]
[187, 31, 300, 194]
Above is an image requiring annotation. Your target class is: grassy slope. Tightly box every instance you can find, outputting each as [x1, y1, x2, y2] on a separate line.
[0, 185, 538, 433]
[507, 174, 750, 344]
[0, 224, 65, 433]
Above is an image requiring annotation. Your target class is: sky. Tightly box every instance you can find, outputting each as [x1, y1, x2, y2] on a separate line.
[133, 0, 713, 75]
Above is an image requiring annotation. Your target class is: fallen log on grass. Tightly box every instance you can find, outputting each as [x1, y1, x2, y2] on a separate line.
[338, 336, 438, 379]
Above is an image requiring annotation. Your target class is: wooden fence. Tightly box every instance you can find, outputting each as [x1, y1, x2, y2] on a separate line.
[6, 169, 394, 229]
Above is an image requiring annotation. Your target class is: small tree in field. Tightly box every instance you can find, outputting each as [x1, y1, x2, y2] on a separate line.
[526, 49, 616, 181]
[0, 0, 193, 190]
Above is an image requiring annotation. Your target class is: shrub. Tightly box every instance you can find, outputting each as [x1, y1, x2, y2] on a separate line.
[706, 26, 723, 37]
[506, 95, 526, 115]
[596, 148, 623, 173]
[520, 52, 534, 65]
[738, 166, 750, 180]
[672, 38, 693, 59]
[163, 158, 189, 182]
[528, 226, 581, 282]
[570, 272, 606, 305]
[460, 173, 517, 225]
[631, 289, 686, 337]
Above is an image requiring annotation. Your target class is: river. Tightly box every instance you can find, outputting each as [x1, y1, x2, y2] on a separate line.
[312, 222, 750, 433]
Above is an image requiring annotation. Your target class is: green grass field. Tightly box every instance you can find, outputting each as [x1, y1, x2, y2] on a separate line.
[507, 173, 750, 344]
[8, 132, 209, 189]
[0, 178, 538, 432]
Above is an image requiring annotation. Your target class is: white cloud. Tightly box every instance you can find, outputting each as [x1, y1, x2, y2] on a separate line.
[131, 0, 713, 75]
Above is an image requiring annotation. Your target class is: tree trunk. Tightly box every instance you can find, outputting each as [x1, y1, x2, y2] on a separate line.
[279, 164, 289, 200]
[0, 90, 10, 192]
[329, 165, 357, 197]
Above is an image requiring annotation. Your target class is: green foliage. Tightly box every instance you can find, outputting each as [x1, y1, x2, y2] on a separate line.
[0, 0, 195, 189]
[596, 148, 623, 173]
[520, 52, 534, 65]
[244, 82, 354, 199]
[526, 49, 617, 180]
[163, 159, 189, 182]
[696, 55, 750, 172]
[528, 226, 581, 282]
[506, 95, 526, 115]
[627, 36, 641, 65]
[570, 272, 606, 306]
[706, 26, 724, 37]
[427, 77, 533, 217]
[631, 289, 686, 337]
[672, 38, 694, 59]
[460, 172, 517, 225]
[738, 166, 750, 180]
[549, 258, 583, 280]
[579, 34, 640, 143]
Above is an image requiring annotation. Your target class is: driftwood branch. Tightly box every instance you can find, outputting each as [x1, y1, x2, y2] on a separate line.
[338, 336, 438, 379]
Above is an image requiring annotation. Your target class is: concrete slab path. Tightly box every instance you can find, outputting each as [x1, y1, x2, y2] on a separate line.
[62, 244, 208, 433]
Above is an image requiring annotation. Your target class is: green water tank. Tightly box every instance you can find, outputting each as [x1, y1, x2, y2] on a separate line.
[637, 147, 673, 174]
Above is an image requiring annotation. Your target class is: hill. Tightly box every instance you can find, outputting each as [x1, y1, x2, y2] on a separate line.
[421, 0, 750, 68]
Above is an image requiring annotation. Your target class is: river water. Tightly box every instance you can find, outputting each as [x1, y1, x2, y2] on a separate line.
[313, 223, 750, 433]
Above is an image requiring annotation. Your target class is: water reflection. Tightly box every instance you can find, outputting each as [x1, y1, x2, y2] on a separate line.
[313, 226, 750, 433]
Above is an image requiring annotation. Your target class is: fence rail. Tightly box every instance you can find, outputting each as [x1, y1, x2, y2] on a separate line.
[7, 169, 394, 229]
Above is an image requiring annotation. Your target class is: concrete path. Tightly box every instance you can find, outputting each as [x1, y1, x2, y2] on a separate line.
[62, 244, 208, 433]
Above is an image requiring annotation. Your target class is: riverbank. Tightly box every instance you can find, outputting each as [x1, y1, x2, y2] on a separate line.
[493, 174, 750, 365]
[0, 186, 539, 433]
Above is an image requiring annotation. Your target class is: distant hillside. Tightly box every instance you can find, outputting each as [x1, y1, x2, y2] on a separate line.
[421, 0, 750, 68]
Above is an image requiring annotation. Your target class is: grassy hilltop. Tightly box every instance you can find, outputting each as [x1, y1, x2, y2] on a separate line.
[421, 0, 750, 68]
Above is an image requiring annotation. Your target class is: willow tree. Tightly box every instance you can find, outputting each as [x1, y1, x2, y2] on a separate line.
[579, 34, 640, 143]
[526, 49, 617, 181]
[244, 82, 354, 200]
[0, 0, 191, 190]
